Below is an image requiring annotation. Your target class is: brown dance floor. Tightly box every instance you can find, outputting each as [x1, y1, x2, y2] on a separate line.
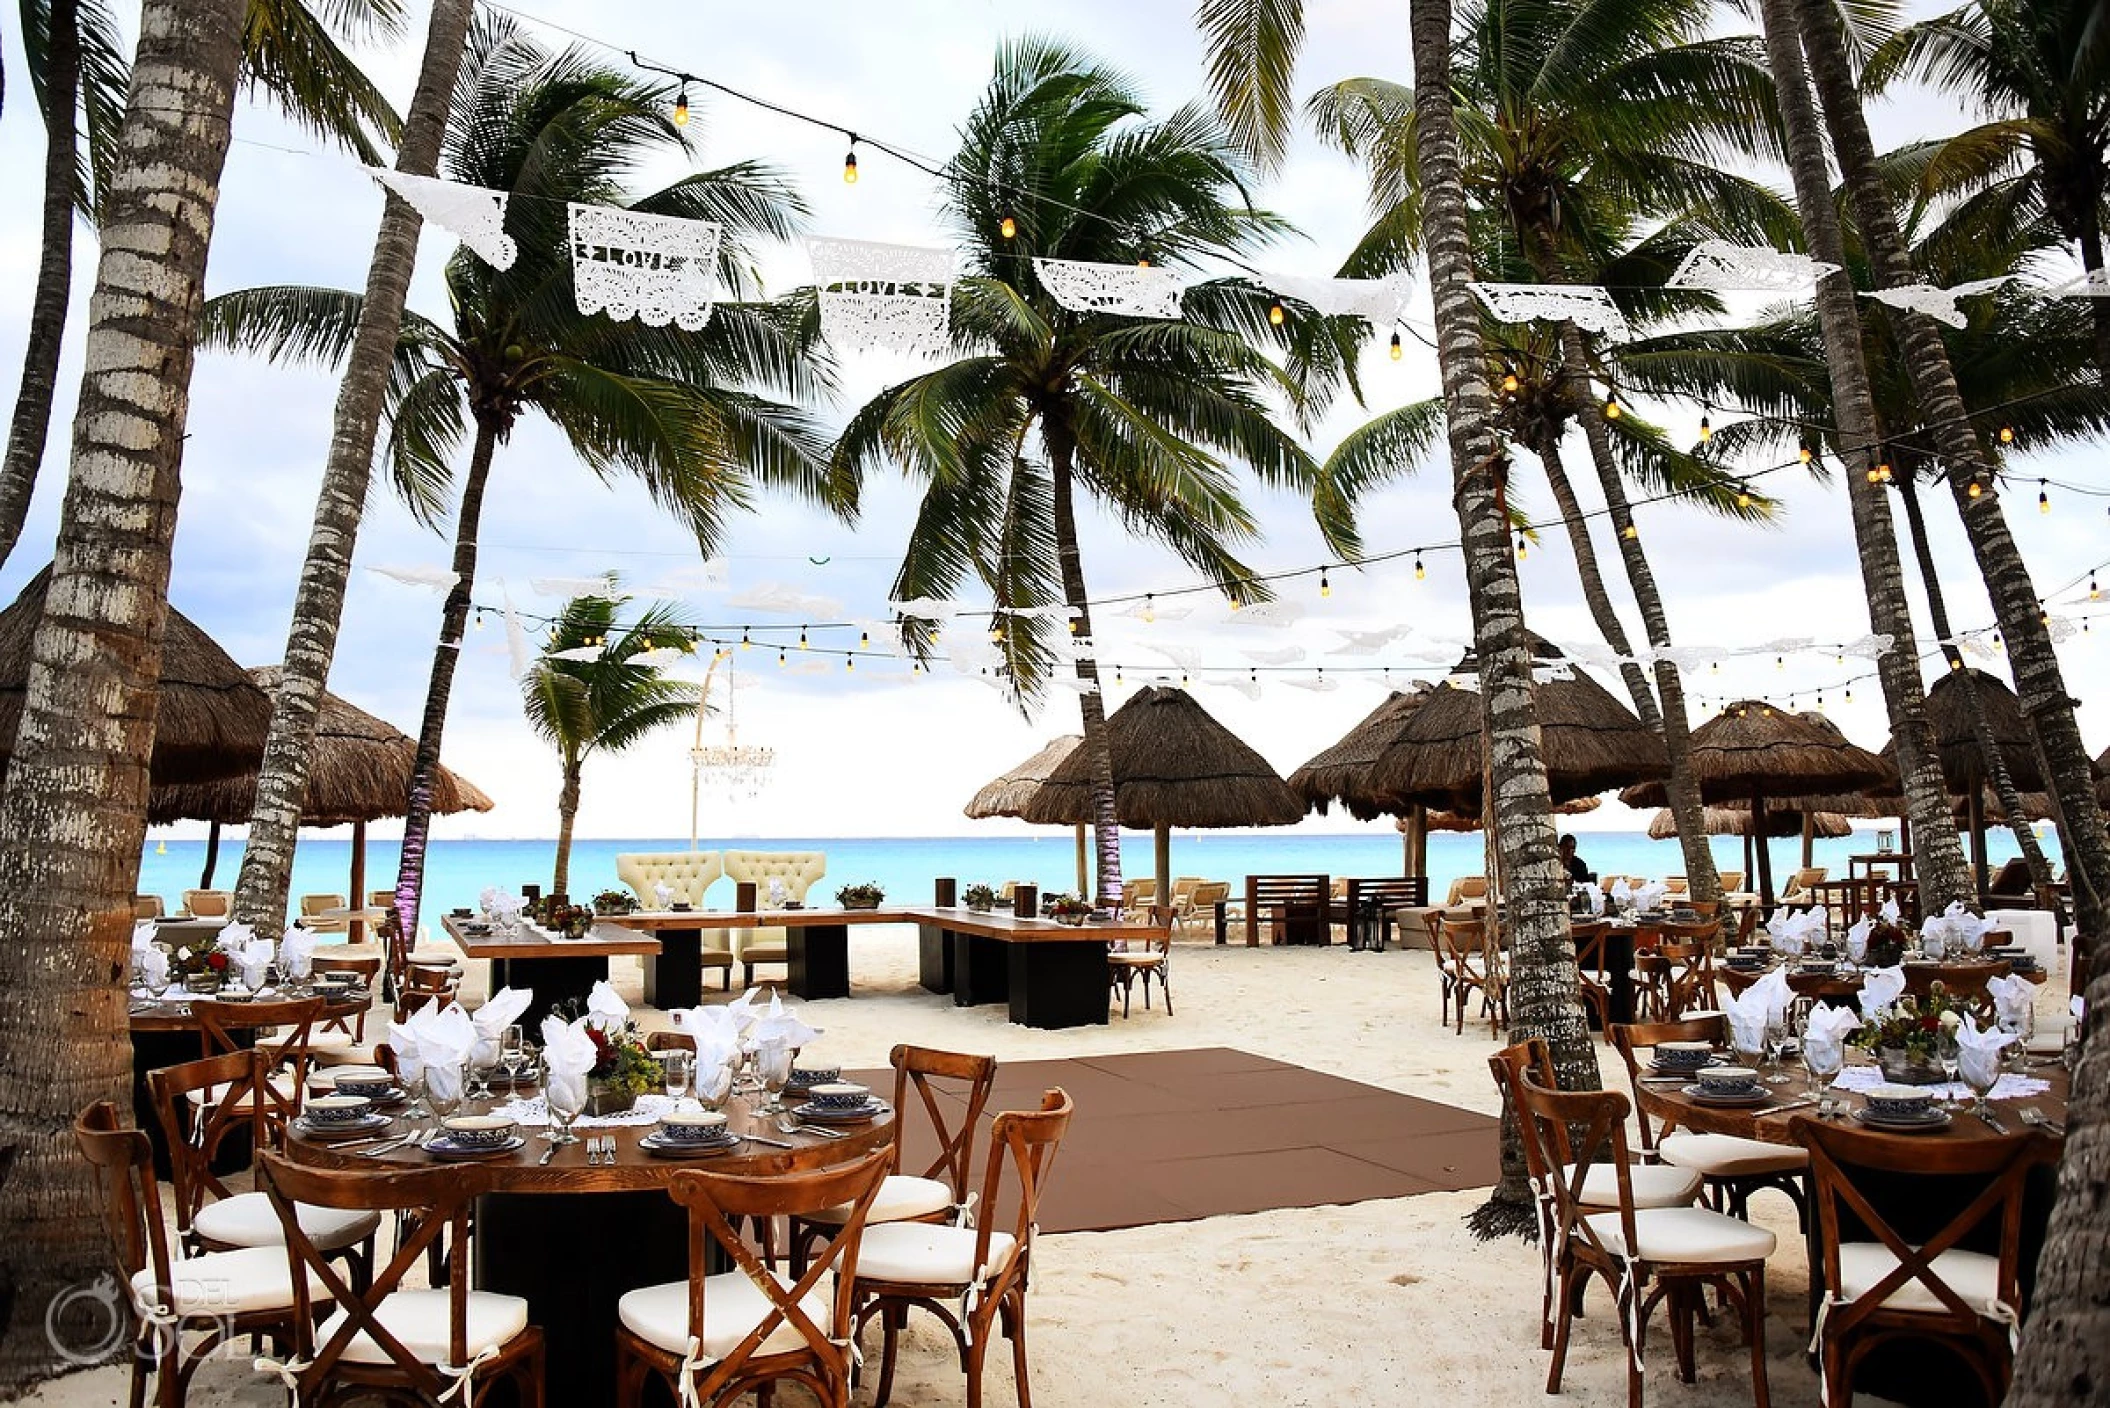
[849, 1047, 1499, 1235]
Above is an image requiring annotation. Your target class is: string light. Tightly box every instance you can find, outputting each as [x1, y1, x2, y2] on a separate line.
[1736, 483, 1752, 509]
[672, 86, 690, 126]
[1968, 475, 1984, 499]
[1319, 568, 1331, 598]
[1622, 523, 1638, 540]
[999, 215, 1017, 240]
[1268, 301, 1286, 326]
[1501, 366, 1519, 394]
[1698, 411, 1713, 443]
[2039, 479, 2050, 513]
[1142, 592, 1155, 623]
[859, 629, 870, 648]
[1845, 687, 1853, 703]
[473, 610, 485, 630]
[1798, 440, 1813, 464]
[1414, 553, 1425, 581]
[1515, 534, 1527, 560]
[798, 626, 808, 649]
[740, 626, 751, 649]
[845, 653, 854, 671]
[777, 647, 787, 667]
[842, 137, 859, 183]
[1999, 425, 2014, 444]
[1603, 390, 1622, 420]
[1389, 332, 1403, 361]
[1228, 590, 1241, 612]
[2091, 573, 2100, 601]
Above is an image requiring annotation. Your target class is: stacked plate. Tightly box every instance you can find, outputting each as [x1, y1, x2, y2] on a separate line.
[1852, 1105, 1953, 1134]
[792, 1096, 888, 1124]
[293, 1110, 391, 1138]
[640, 1127, 740, 1158]
[426, 1131, 527, 1160]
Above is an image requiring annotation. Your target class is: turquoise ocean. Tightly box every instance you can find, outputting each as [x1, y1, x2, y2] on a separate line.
[136, 827, 2058, 927]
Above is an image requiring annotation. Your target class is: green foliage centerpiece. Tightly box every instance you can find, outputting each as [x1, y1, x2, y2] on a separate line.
[1853, 981, 1966, 1084]
[837, 882, 885, 911]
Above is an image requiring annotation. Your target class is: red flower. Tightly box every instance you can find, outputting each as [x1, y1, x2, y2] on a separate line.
[1920, 1014, 1938, 1031]
[206, 951, 229, 971]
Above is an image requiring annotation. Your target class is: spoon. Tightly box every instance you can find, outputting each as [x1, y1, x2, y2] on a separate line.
[779, 1114, 846, 1139]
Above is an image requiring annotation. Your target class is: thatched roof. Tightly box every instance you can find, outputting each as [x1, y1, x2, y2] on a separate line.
[1423, 795, 1601, 832]
[0, 566, 272, 785]
[1016, 685, 1303, 828]
[1921, 668, 2044, 791]
[1364, 645, 1668, 812]
[963, 736, 1080, 820]
[146, 667, 492, 826]
[1286, 688, 1432, 820]
[1618, 701, 1891, 808]
[1647, 804, 1853, 840]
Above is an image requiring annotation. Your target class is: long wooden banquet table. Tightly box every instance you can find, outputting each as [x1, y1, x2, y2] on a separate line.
[442, 915, 661, 1027]
[288, 1083, 893, 1403]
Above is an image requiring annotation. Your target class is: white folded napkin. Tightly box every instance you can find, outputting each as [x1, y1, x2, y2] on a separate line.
[470, 986, 535, 1066]
[768, 877, 788, 908]
[1636, 880, 1668, 911]
[540, 1014, 598, 1114]
[1858, 965, 1906, 1015]
[1609, 878, 1632, 909]
[1843, 916, 1871, 965]
[132, 921, 158, 952]
[1765, 909, 1804, 957]
[671, 1006, 742, 1073]
[136, 946, 169, 989]
[728, 984, 773, 1034]
[1723, 980, 1776, 1054]
[1803, 1003, 1861, 1073]
[239, 937, 275, 990]
[1985, 974, 2034, 1030]
[1956, 1015, 2015, 1090]
[746, 990, 821, 1050]
[215, 921, 256, 954]
[279, 929, 318, 981]
[415, 1005, 477, 1101]
[653, 881, 675, 910]
[1878, 896, 1901, 925]
[586, 978, 630, 1031]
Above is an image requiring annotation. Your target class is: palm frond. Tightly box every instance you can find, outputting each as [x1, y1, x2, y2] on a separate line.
[1194, 0, 1307, 171]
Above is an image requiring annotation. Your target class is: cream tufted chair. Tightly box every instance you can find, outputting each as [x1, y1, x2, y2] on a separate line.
[617, 852, 734, 979]
[721, 851, 827, 986]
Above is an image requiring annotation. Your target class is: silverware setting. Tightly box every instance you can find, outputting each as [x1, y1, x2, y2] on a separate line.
[779, 1115, 846, 1139]
[2016, 1107, 2066, 1136]
[1979, 1110, 2009, 1134]
[537, 1140, 561, 1165]
[738, 1132, 794, 1149]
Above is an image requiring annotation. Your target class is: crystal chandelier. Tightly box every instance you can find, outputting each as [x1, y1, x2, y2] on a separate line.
[689, 654, 774, 845]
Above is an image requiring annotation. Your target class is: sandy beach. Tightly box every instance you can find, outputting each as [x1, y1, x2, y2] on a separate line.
[36, 929, 2071, 1407]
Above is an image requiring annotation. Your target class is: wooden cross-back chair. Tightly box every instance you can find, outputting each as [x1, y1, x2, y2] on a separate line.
[1794, 1117, 2052, 1408]
[1571, 920, 1615, 1042]
[1638, 926, 1720, 1022]
[790, 1045, 999, 1275]
[1108, 928, 1173, 1017]
[73, 1101, 305, 1408]
[1434, 913, 1505, 1034]
[258, 1151, 544, 1408]
[311, 950, 383, 1045]
[1514, 1072, 1774, 1408]
[395, 962, 460, 1020]
[1609, 1016, 1810, 1230]
[851, 1088, 1075, 1408]
[188, 996, 321, 1133]
[616, 1151, 890, 1408]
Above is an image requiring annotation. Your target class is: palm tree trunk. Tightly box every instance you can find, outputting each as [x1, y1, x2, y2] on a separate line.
[1045, 412, 1122, 910]
[1794, 0, 2110, 943]
[0, 0, 244, 1391]
[1753, 0, 1976, 921]
[231, 0, 475, 940]
[553, 756, 581, 897]
[1411, 0, 1597, 1243]
[2075, 216, 2110, 389]
[391, 413, 499, 969]
[0, 0, 81, 571]
[1894, 470, 2060, 911]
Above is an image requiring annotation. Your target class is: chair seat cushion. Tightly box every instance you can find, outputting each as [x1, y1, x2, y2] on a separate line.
[1582, 1206, 1777, 1265]
[341, 1288, 531, 1365]
[853, 1223, 1018, 1288]
[802, 1175, 953, 1227]
[130, 1246, 321, 1317]
[192, 1192, 380, 1251]
[1108, 953, 1166, 969]
[257, 1028, 358, 1056]
[1658, 1132, 1811, 1179]
[1837, 1242, 2003, 1316]
[185, 1074, 299, 1111]
[1563, 1161, 1702, 1209]
[619, 1272, 829, 1362]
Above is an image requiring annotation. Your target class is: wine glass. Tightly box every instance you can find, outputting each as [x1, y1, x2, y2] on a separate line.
[427, 1060, 465, 1124]
[1804, 1032, 1844, 1109]
[1936, 1029, 1963, 1110]
[695, 1060, 733, 1113]
[403, 1068, 432, 1119]
[663, 1050, 693, 1110]
[755, 1044, 793, 1114]
[543, 1065, 584, 1145]
[1763, 1019, 1792, 1085]
[1961, 1050, 2001, 1122]
[499, 1025, 527, 1087]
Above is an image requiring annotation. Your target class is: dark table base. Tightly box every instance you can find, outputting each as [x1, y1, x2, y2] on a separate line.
[918, 923, 955, 994]
[785, 925, 850, 1000]
[640, 927, 704, 1009]
[490, 957, 608, 1029]
[1005, 942, 1110, 1028]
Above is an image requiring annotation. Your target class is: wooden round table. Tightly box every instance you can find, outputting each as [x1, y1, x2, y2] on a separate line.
[288, 1086, 894, 1402]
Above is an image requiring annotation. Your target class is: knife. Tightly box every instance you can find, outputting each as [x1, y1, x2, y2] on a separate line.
[1765, 1097, 1820, 1115]
[1980, 1110, 2009, 1134]
[739, 1133, 794, 1149]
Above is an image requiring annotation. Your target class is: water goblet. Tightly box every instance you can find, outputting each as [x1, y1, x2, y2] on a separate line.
[663, 1050, 693, 1109]
[1764, 1019, 1792, 1085]
[1961, 1054, 2001, 1122]
[543, 1069, 584, 1145]
[1936, 1030, 1962, 1110]
[1804, 1037, 1843, 1109]
[427, 1060, 466, 1124]
[403, 1069, 432, 1119]
[756, 1045, 793, 1115]
[499, 1025, 527, 1086]
[695, 1061, 733, 1113]
[144, 966, 171, 1000]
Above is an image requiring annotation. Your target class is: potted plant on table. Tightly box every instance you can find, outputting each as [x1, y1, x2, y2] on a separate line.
[591, 889, 638, 916]
[837, 882, 886, 911]
[1852, 981, 1964, 1084]
[1043, 892, 1092, 926]
[581, 1019, 658, 1115]
[962, 883, 999, 913]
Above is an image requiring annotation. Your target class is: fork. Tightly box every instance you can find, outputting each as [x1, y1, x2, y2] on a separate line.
[779, 1114, 846, 1139]
[2016, 1107, 2067, 1137]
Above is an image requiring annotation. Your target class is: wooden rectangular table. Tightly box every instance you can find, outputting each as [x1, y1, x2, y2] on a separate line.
[911, 906, 1162, 1028]
[604, 907, 900, 1007]
[442, 916, 659, 1026]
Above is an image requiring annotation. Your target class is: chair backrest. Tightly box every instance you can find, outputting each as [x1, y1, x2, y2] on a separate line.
[647, 1029, 696, 1053]
[1609, 1013, 1728, 1149]
[1346, 876, 1430, 911]
[259, 1151, 498, 1400]
[191, 998, 321, 1132]
[1438, 915, 1488, 963]
[183, 889, 232, 918]
[890, 1044, 1000, 1203]
[368, 889, 395, 909]
[73, 1101, 178, 1304]
[1786, 866, 1828, 893]
[1122, 878, 1157, 909]
[722, 850, 826, 903]
[1719, 871, 1745, 891]
[396, 963, 459, 1019]
[1664, 877, 1689, 894]
[1986, 858, 2033, 896]
[1794, 1117, 2052, 1338]
[666, 1151, 890, 1401]
[970, 1090, 1074, 1304]
[1486, 1038, 1559, 1193]
[1571, 920, 1611, 986]
[314, 951, 381, 983]
[1649, 936, 1719, 1019]
[299, 894, 348, 918]
[148, 1050, 271, 1239]
[133, 894, 165, 920]
[616, 851, 724, 908]
[1189, 880, 1231, 908]
[1515, 1071, 1639, 1266]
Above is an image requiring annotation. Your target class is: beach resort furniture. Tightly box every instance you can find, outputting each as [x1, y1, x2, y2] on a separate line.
[442, 913, 658, 1028]
[1240, 873, 1330, 944]
[1572, 920, 1615, 1040]
[395, 961, 461, 1020]
[616, 849, 726, 907]
[1109, 926, 1173, 1017]
[918, 906, 1148, 1027]
[1983, 857, 2039, 909]
[74, 1100, 313, 1408]
[1334, 875, 1429, 949]
[790, 1045, 998, 1275]
[259, 1152, 547, 1408]
[1433, 912, 1505, 1034]
[617, 1152, 889, 1408]
[1610, 1017, 1809, 1228]
[1796, 1118, 2051, 1408]
[1516, 1071, 1774, 1408]
[616, 851, 738, 999]
[723, 849, 828, 985]
[134, 893, 165, 919]
[1986, 907, 2059, 976]
[1173, 879, 1231, 938]
[1446, 875, 1490, 907]
[851, 1088, 1074, 1408]
[298, 892, 350, 934]
[1779, 867, 1828, 907]
[1119, 876, 1157, 919]
[311, 949, 383, 1046]
[182, 888, 231, 918]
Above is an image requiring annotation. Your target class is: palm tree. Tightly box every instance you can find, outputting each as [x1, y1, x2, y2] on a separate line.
[1866, 0, 2110, 381]
[1303, 0, 1802, 905]
[0, 0, 247, 1389]
[228, 0, 476, 940]
[203, 29, 840, 955]
[0, 0, 407, 572]
[830, 37, 1347, 909]
[524, 591, 696, 896]
[1793, 0, 2110, 939]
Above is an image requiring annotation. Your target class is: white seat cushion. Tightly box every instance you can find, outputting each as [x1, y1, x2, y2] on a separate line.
[1658, 1132, 1811, 1178]
[619, 1272, 829, 1362]
[853, 1223, 1018, 1288]
[1562, 1161, 1702, 1209]
[340, 1288, 530, 1365]
[185, 1073, 299, 1111]
[1837, 1242, 2003, 1315]
[192, 1192, 380, 1251]
[1582, 1206, 1776, 1264]
[802, 1175, 953, 1227]
[258, 1029, 357, 1056]
[129, 1246, 321, 1317]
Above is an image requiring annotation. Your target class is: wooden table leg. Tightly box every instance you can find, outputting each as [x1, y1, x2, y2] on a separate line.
[786, 924, 850, 1000]
[641, 926, 703, 1009]
[1006, 942, 1111, 1029]
[918, 922, 955, 993]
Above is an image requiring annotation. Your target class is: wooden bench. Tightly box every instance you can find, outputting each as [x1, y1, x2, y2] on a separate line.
[1243, 874, 1331, 946]
[1333, 877, 1430, 949]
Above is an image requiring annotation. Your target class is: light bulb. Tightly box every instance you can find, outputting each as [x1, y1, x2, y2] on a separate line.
[843, 143, 859, 183]
[1228, 592, 1241, 612]
[673, 88, 690, 127]
[1268, 302, 1285, 326]
[473, 612, 485, 630]
[2039, 481, 2050, 513]
[1623, 523, 1638, 540]
[2090, 574, 2100, 600]
[999, 215, 1017, 240]
[1115, 666, 1123, 684]
[1389, 332, 1403, 361]
[1502, 368, 1519, 393]
[798, 626, 808, 649]
[845, 654, 854, 671]
[1798, 440, 1813, 464]
[1603, 393, 1621, 420]
[1845, 687, 1853, 702]
[1414, 554, 1425, 581]
[859, 629, 870, 648]
[740, 627, 751, 649]
[778, 648, 787, 667]
[1999, 425, 2014, 444]
[1136, 258, 1151, 269]
[1142, 592, 1155, 624]
[1319, 570, 1331, 598]
[1879, 462, 1892, 482]
[1968, 477, 1984, 499]
[1737, 483, 1751, 509]
[1698, 414, 1712, 443]
[1515, 535, 1527, 560]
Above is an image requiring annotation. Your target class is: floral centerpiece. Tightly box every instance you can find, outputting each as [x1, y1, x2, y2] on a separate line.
[530, 898, 597, 938]
[556, 992, 658, 1114]
[1852, 980, 1965, 1084]
[1043, 892, 1092, 925]
[962, 883, 999, 913]
[837, 882, 885, 911]
[168, 942, 229, 988]
[591, 888, 638, 916]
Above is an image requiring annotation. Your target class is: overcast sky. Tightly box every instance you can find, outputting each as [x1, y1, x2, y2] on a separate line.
[0, 0, 2101, 844]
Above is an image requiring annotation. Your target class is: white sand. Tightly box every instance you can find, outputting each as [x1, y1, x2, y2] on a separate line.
[34, 929, 2067, 1406]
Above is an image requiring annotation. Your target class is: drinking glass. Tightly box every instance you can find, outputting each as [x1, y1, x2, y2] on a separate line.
[144, 965, 171, 1000]
[543, 1065, 583, 1144]
[695, 1060, 733, 1113]
[403, 1069, 432, 1119]
[1936, 1030, 1963, 1110]
[756, 1044, 793, 1114]
[499, 1026, 527, 1086]
[427, 1060, 465, 1123]
[1997, 1009, 2032, 1073]
[1804, 1037, 1843, 1109]
[1962, 1055, 2000, 1121]
[1764, 1019, 1792, 1085]
[663, 1050, 693, 1109]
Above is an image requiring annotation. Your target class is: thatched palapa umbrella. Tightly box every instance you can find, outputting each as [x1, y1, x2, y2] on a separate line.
[1287, 688, 1434, 870]
[963, 735, 1089, 894]
[1017, 686, 1303, 905]
[1917, 669, 2046, 894]
[1621, 701, 1891, 909]
[1647, 803, 1852, 870]
[0, 566, 272, 785]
